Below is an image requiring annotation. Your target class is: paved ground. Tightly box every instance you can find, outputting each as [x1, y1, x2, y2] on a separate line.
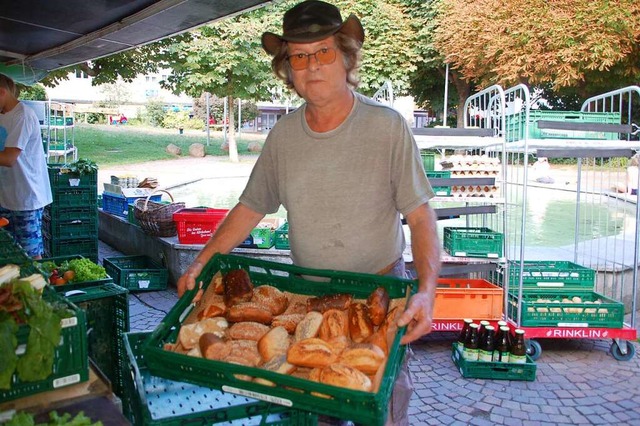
[98, 236, 640, 426]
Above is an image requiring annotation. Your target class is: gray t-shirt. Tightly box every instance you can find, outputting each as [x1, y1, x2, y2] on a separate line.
[239, 92, 434, 274]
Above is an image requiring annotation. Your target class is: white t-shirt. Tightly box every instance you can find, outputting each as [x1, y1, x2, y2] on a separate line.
[239, 92, 434, 274]
[0, 102, 52, 210]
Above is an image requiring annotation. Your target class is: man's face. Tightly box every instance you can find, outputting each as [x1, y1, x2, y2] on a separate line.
[287, 36, 348, 104]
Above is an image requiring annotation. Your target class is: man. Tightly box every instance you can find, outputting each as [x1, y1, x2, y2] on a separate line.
[178, 1, 441, 424]
[0, 74, 52, 259]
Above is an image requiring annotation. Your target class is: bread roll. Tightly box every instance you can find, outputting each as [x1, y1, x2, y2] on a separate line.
[227, 302, 273, 324]
[367, 287, 389, 326]
[199, 333, 231, 360]
[294, 311, 323, 341]
[197, 303, 226, 320]
[318, 309, 349, 341]
[319, 364, 372, 392]
[365, 325, 389, 355]
[307, 293, 353, 313]
[227, 339, 261, 366]
[258, 326, 291, 362]
[382, 306, 400, 330]
[210, 272, 224, 295]
[338, 343, 386, 375]
[287, 338, 337, 368]
[254, 354, 297, 387]
[223, 269, 253, 307]
[178, 317, 229, 349]
[228, 321, 270, 341]
[253, 285, 289, 316]
[348, 303, 374, 343]
[272, 313, 305, 334]
[285, 302, 308, 315]
[325, 335, 351, 355]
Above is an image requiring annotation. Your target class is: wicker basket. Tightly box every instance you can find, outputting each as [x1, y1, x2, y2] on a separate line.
[134, 190, 185, 237]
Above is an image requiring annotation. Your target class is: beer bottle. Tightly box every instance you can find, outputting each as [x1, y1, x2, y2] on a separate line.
[478, 320, 490, 343]
[457, 319, 473, 352]
[495, 326, 511, 362]
[464, 323, 480, 361]
[478, 325, 496, 362]
[509, 329, 527, 364]
[497, 320, 507, 329]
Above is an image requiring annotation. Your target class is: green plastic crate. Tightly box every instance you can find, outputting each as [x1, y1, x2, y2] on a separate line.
[143, 254, 416, 426]
[0, 289, 89, 403]
[123, 332, 317, 426]
[451, 344, 536, 381]
[505, 110, 621, 142]
[274, 222, 290, 250]
[239, 226, 276, 249]
[501, 260, 595, 291]
[507, 290, 624, 328]
[103, 255, 168, 292]
[0, 230, 30, 266]
[443, 227, 503, 258]
[58, 283, 129, 398]
[420, 151, 436, 171]
[43, 235, 99, 264]
[37, 254, 111, 291]
[51, 186, 98, 209]
[42, 211, 98, 240]
[47, 165, 97, 189]
[426, 170, 452, 196]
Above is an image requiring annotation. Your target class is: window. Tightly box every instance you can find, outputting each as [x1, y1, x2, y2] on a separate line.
[75, 69, 88, 79]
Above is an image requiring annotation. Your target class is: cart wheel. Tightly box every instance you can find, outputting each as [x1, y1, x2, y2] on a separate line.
[610, 340, 636, 361]
[525, 339, 542, 361]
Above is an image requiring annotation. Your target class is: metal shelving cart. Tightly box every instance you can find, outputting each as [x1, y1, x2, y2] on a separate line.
[502, 84, 639, 361]
[23, 100, 77, 163]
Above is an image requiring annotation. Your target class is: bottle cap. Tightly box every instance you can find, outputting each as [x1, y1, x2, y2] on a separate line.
[469, 323, 479, 329]
[485, 325, 495, 331]
[515, 329, 525, 334]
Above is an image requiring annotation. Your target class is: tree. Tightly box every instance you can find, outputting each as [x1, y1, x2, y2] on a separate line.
[433, 0, 640, 100]
[18, 84, 47, 100]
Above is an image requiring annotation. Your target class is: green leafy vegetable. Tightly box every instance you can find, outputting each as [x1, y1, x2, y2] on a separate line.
[7, 411, 102, 426]
[0, 312, 18, 389]
[67, 258, 107, 282]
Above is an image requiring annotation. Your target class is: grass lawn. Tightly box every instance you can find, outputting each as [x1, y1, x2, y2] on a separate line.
[73, 123, 265, 166]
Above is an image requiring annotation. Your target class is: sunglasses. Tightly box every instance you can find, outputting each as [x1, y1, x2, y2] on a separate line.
[287, 47, 337, 70]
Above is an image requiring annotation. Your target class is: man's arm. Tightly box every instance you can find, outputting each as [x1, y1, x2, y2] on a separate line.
[0, 147, 21, 167]
[397, 202, 441, 344]
[177, 202, 265, 297]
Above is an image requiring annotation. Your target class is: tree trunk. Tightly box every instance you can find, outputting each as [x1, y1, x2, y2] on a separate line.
[226, 95, 239, 163]
[451, 72, 471, 128]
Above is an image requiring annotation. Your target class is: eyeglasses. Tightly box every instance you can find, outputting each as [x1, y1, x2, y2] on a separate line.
[287, 47, 337, 70]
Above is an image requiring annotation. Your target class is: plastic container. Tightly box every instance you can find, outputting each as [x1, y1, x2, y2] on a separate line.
[500, 260, 595, 291]
[37, 254, 112, 291]
[426, 170, 452, 196]
[122, 332, 317, 426]
[43, 234, 99, 264]
[274, 222, 290, 250]
[102, 192, 162, 218]
[103, 255, 168, 292]
[42, 211, 98, 240]
[143, 254, 416, 426]
[451, 344, 536, 381]
[47, 165, 97, 189]
[443, 227, 504, 258]
[434, 278, 503, 320]
[52, 186, 98, 209]
[505, 110, 621, 142]
[420, 151, 436, 171]
[173, 207, 230, 244]
[507, 291, 624, 328]
[0, 289, 89, 403]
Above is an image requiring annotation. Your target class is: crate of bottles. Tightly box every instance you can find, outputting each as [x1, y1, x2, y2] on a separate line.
[103, 255, 168, 292]
[426, 171, 452, 196]
[451, 344, 536, 381]
[122, 332, 317, 426]
[500, 260, 595, 291]
[58, 283, 129, 398]
[507, 291, 624, 328]
[434, 278, 503, 320]
[275, 222, 290, 250]
[443, 227, 503, 258]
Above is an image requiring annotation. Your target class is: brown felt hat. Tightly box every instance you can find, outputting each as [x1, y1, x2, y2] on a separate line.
[262, 0, 364, 56]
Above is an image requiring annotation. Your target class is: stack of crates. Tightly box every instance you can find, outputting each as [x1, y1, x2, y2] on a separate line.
[44, 165, 99, 262]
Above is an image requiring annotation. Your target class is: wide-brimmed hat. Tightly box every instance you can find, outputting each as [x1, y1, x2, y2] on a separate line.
[262, 0, 364, 56]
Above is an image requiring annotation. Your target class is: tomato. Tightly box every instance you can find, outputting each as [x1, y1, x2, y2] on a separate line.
[0, 217, 9, 228]
[54, 277, 67, 286]
[63, 270, 76, 282]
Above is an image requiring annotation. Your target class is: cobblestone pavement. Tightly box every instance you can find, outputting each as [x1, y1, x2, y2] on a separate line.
[99, 240, 640, 425]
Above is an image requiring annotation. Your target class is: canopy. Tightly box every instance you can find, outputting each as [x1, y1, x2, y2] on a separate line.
[0, 0, 273, 84]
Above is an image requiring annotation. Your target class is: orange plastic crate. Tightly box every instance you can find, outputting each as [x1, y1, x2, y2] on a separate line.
[173, 208, 229, 244]
[434, 278, 503, 320]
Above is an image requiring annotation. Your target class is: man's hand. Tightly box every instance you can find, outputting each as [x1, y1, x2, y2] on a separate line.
[397, 292, 434, 345]
[177, 261, 204, 301]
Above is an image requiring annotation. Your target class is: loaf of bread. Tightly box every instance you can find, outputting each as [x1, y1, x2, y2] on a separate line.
[294, 311, 323, 341]
[227, 302, 273, 324]
[252, 285, 289, 316]
[178, 317, 229, 349]
[338, 343, 386, 375]
[199, 333, 231, 360]
[287, 338, 338, 368]
[348, 303, 374, 343]
[272, 313, 305, 334]
[319, 364, 372, 392]
[223, 269, 253, 307]
[307, 293, 353, 313]
[318, 309, 349, 340]
[228, 321, 270, 341]
[197, 303, 226, 320]
[366, 287, 390, 326]
[258, 326, 291, 362]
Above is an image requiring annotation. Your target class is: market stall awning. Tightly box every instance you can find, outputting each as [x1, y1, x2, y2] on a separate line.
[0, 0, 273, 84]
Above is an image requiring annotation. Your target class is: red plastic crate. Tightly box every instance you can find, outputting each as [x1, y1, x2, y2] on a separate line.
[173, 208, 229, 244]
[434, 278, 503, 320]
